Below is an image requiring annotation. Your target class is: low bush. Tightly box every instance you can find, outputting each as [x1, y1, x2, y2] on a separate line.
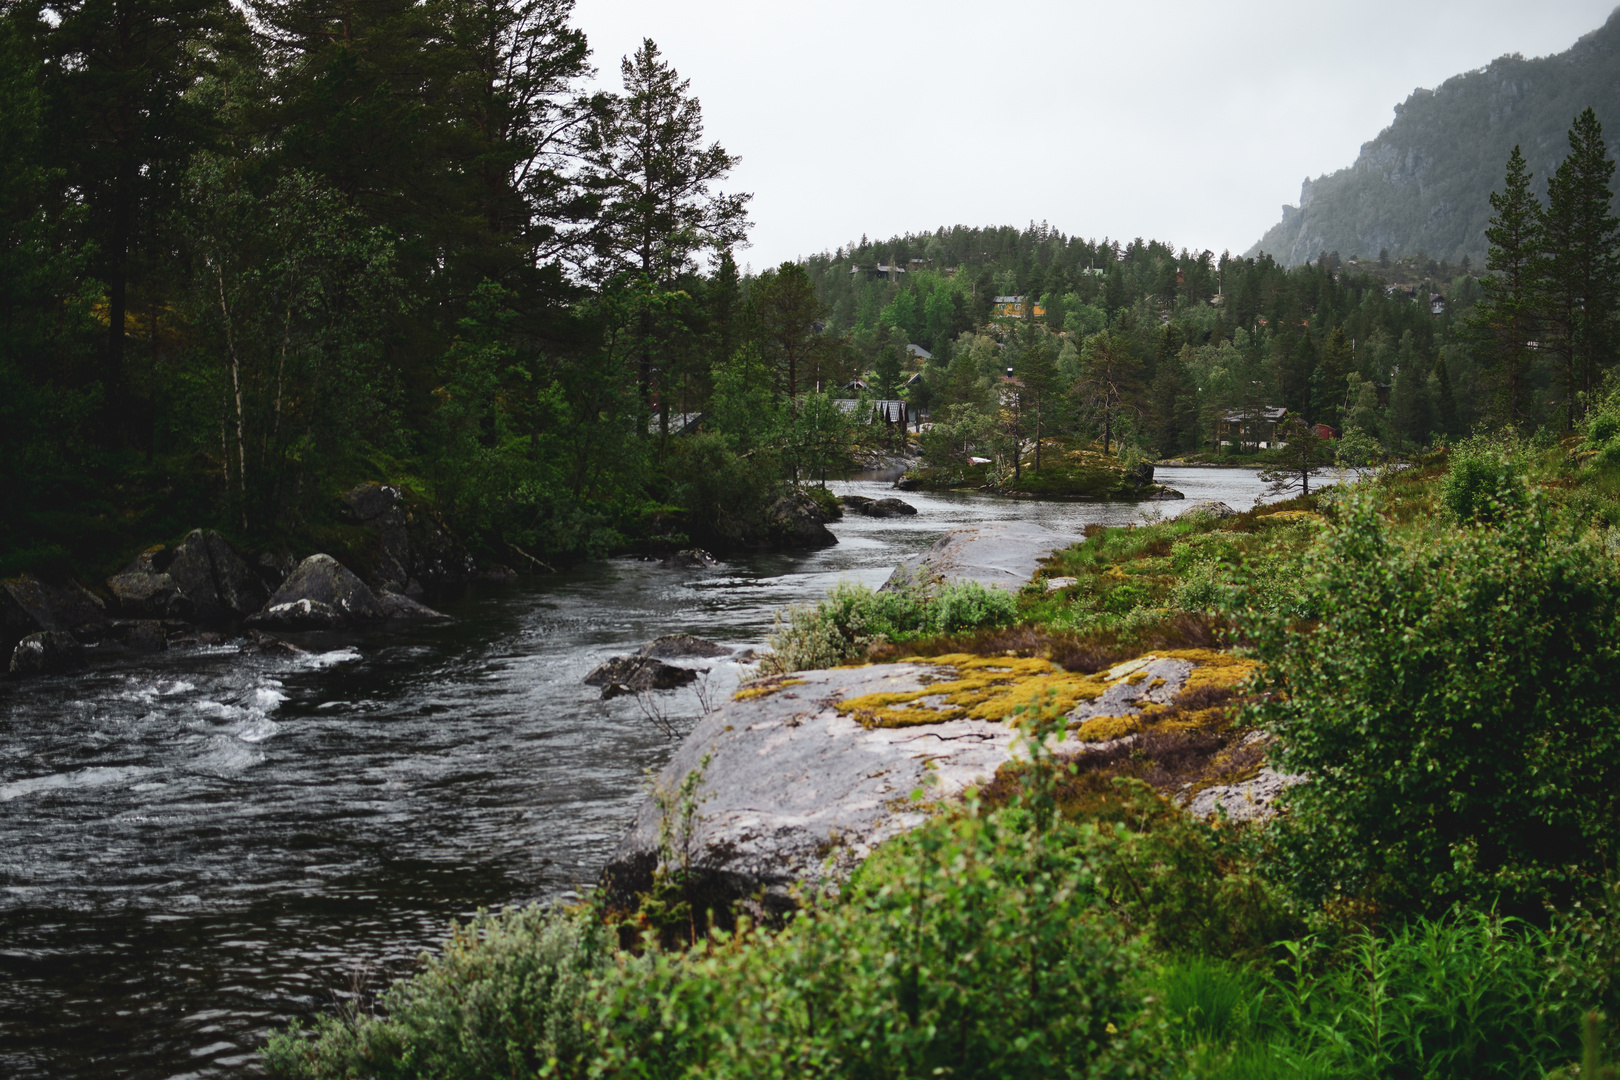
[1439, 435, 1527, 522]
[262, 905, 614, 1079]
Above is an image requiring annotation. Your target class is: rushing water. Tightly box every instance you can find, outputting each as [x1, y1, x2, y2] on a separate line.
[0, 468, 1278, 1079]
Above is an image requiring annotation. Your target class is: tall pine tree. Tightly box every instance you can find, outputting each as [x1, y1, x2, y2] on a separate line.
[1540, 107, 1619, 428]
[1472, 146, 1541, 427]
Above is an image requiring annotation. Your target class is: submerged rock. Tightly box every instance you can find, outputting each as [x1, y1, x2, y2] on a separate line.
[660, 549, 718, 569]
[640, 634, 730, 659]
[9, 630, 86, 676]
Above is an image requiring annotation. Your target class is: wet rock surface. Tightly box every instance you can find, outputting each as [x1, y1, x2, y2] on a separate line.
[2, 574, 111, 654]
[166, 530, 267, 626]
[765, 492, 839, 549]
[660, 549, 718, 569]
[841, 495, 918, 518]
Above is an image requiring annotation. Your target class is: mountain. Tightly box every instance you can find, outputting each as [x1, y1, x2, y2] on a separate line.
[1248, 9, 1620, 266]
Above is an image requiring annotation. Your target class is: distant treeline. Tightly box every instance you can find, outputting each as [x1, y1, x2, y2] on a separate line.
[809, 107, 1618, 465]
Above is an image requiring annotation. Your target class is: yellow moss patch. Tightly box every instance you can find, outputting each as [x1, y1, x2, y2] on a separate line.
[1074, 714, 1142, 741]
[833, 648, 1259, 732]
[838, 653, 1108, 729]
[733, 677, 805, 701]
[1259, 510, 1324, 525]
[1156, 649, 1258, 696]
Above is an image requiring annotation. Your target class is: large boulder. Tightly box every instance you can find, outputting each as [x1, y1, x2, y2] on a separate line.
[247, 554, 448, 630]
[1, 574, 111, 654]
[10, 630, 86, 676]
[339, 482, 475, 594]
[105, 546, 193, 620]
[841, 495, 918, 518]
[765, 492, 838, 549]
[247, 554, 387, 630]
[600, 664, 1018, 911]
[165, 530, 267, 626]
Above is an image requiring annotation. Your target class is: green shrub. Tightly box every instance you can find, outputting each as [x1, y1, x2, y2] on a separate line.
[1440, 435, 1526, 522]
[591, 808, 1157, 1080]
[1245, 487, 1620, 917]
[262, 905, 613, 1079]
[761, 577, 1016, 674]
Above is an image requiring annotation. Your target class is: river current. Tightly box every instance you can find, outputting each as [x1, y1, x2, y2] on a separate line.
[0, 468, 1278, 1079]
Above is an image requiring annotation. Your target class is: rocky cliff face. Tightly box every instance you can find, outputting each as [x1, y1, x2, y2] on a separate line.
[1248, 12, 1620, 266]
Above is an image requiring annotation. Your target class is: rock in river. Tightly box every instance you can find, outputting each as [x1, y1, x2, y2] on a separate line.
[640, 633, 730, 659]
[165, 529, 268, 626]
[660, 549, 718, 569]
[247, 554, 447, 631]
[840, 495, 918, 518]
[9, 630, 86, 676]
[584, 655, 703, 698]
[765, 492, 838, 549]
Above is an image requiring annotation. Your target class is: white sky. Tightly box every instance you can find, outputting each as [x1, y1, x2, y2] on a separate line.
[570, 1, 1618, 269]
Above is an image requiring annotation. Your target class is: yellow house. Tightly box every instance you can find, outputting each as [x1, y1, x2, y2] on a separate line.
[992, 295, 1047, 319]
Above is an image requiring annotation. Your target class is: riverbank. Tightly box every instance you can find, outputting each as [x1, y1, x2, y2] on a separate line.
[265, 432, 1620, 1080]
[0, 469, 1279, 1079]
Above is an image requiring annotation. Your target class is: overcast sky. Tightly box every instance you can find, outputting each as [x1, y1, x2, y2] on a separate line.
[569, 1, 1618, 270]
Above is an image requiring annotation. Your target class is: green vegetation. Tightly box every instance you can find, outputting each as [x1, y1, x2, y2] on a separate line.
[758, 577, 1016, 674]
[1249, 10, 1620, 266]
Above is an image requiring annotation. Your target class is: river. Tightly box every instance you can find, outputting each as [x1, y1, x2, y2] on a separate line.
[0, 468, 1278, 1079]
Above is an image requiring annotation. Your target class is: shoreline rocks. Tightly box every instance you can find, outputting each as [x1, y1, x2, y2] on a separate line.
[246, 554, 448, 631]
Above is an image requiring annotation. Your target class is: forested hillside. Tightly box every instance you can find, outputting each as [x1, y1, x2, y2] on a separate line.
[806, 226, 1478, 466]
[1248, 8, 1620, 266]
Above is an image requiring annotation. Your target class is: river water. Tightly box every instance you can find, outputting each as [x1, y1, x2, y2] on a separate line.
[0, 468, 1277, 1079]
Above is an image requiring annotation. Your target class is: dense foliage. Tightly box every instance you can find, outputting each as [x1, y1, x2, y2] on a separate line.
[0, 0, 897, 575]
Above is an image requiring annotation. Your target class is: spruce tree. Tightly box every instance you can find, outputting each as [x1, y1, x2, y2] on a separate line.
[1540, 107, 1619, 428]
[1471, 146, 1541, 427]
[586, 38, 750, 421]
